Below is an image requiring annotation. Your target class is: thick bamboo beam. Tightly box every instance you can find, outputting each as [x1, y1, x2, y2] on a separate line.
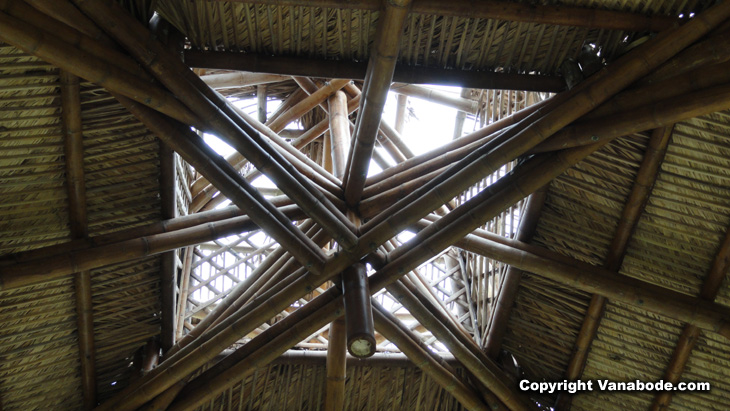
[257, 84, 267, 123]
[0, 203, 304, 291]
[73, 0, 357, 252]
[391, 83, 479, 114]
[267, 78, 350, 132]
[483, 187, 548, 358]
[324, 317, 346, 411]
[61, 70, 96, 410]
[372, 307, 490, 411]
[185, 50, 565, 92]
[175, 246, 195, 341]
[394, 94, 407, 134]
[201, 71, 289, 89]
[342, 263, 376, 357]
[215, 0, 677, 32]
[159, 142, 177, 353]
[343, 0, 411, 206]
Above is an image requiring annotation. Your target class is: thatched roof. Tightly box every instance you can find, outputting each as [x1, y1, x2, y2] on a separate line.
[1, 0, 730, 410]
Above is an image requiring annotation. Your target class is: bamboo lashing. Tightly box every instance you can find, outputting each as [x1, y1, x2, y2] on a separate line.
[61, 69, 96, 410]
[343, 0, 412, 207]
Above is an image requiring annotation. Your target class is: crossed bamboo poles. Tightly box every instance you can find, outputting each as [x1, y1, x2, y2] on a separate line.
[2, 0, 730, 409]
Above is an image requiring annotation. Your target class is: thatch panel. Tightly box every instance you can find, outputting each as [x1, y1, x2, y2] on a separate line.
[91, 257, 161, 402]
[670, 331, 730, 410]
[80, 83, 163, 237]
[571, 301, 682, 411]
[620, 116, 730, 299]
[0, 277, 83, 410]
[197, 361, 468, 411]
[0, 44, 68, 255]
[501, 274, 590, 406]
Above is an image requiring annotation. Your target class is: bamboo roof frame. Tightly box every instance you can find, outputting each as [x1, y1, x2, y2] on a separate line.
[2, 0, 730, 409]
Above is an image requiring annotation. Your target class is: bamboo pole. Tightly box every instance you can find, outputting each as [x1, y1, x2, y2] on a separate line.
[386, 281, 527, 410]
[324, 317, 347, 411]
[201, 72, 289, 89]
[342, 263, 376, 357]
[115, 96, 327, 273]
[0, 202, 304, 290]
[175, 246, 195, 341]
[60, 70, 96, 410]
[357, 2, 730, 254]
[159, 142, 178, 353]
[343, 0, 412, 207]
[267, 78, 351, 132]
[257, 84, 267, 123]
[215, 0, 677, 32]
[391, 83, 479, 114]
[483, 187, 548, 359]
[394, 94, 407, 134]
[537, 80, 730, 152]
[73, 0, 358, 252]
[372, 307, 490, 411]
[186, 50, 565, 92]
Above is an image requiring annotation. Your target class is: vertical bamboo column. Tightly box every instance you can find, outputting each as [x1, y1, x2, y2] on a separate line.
[343, 0, 412, 206]
[324, 317, 347, 411]
[175, 246, 194, 341]
[257, 84, 267, 123]
[394, 93, 407, 134]
[61, 70, 96, 410]
[342, 262, 376, 357]
[158, 142, 177, 353]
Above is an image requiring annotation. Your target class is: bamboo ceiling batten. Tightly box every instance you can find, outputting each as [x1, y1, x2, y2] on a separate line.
[2, 0, 730, 409]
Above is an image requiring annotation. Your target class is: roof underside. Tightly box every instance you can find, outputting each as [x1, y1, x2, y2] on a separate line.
[1, 0, 730, 410]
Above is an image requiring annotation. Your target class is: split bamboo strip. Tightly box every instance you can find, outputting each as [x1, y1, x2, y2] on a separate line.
[216, 0, 677, 32]
[343, 0, 412, 206]
[60, 69, 96, 410]
[201, 72, 289, 89]
[324, 317, 347, 411]
[116, 96, 327, 273]
[186, 50, 565, 92]
[391, 83, 479, 114]
[159, 142, 178, 353]
[73, 0, 358, 252]
[372, 307, 490, 411]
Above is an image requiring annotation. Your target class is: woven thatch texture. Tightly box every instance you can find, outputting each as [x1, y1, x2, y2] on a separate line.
[92, 257, 161, 402]
[0, 278, 84, 410]
[500, 135, 649, 405]
[196, 360, 468, 410]
[80, 83, 163, 237]
[0, 45, 68, 254]
[157, 0, 703, 77]
[621, 114, 730, 302]
[571, 301, 683, 410]
[671, 331, 730, 410]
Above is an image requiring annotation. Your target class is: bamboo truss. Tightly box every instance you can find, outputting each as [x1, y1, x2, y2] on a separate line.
[5, 0, 730, 410]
